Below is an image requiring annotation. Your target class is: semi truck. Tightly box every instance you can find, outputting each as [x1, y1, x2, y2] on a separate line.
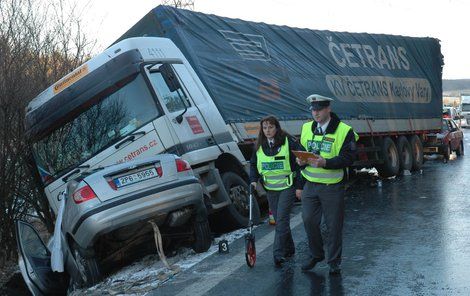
[118, 6, 443, 176]
[25, 5, 443, 237]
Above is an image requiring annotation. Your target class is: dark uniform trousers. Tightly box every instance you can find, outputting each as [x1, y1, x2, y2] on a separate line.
[266, 187, 296, 259]
[301, 181, 345, 264]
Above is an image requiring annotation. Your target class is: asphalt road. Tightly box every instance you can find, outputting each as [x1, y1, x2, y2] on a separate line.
[149, 131, 470, 296]
[4, 132, 469, 296]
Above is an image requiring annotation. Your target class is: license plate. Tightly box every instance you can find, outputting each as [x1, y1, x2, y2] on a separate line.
[114, 168, 159, 188]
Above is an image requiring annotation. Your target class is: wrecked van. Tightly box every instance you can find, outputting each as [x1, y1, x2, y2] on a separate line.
[16, 154, 211, 294]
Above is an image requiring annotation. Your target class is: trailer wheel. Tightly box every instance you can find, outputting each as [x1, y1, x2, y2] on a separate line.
[218, 172, 260, 230]
[408, 135, 423, 171]
[396, 136, 412, 173]
[456, 140, 464, 156]
[377, 137, 400, 178]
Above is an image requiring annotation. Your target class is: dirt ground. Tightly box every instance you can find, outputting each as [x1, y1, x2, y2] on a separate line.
[0, 261, 29, 295]
[0, 261, 18, 286]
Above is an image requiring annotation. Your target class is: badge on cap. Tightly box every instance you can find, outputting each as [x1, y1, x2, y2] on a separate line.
[306, 94, 334, 111]
[306, 94, 334, 103]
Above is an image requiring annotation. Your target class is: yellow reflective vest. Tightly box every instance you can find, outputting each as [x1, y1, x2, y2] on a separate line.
[300, 121, 358, 184]
[256, 137, 293, 191]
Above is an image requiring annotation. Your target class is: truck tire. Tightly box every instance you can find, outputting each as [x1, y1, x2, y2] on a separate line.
[377, 137, 400, 178]
[408, 135, 423, 171]
[219, 172, 260, 230]
[396, 136, 412, 173]
[71, 242, 101, 288]
[192, 219, 212, 253]
[456, 140, 464, 156]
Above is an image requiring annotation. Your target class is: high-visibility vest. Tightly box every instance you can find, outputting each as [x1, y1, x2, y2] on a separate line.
[256, 137, 293, 191]
[300, 121, 358, 184]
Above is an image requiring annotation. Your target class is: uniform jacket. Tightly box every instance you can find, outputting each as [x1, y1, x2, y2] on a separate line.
[250, 135, 303, 190]
[301, 112, 358, 170]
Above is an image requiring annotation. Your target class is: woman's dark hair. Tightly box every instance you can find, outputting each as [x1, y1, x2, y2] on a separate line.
[255, 115, 289, 150]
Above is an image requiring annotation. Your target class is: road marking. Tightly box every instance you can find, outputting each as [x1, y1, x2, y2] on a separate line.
[176, 212, 304, 296]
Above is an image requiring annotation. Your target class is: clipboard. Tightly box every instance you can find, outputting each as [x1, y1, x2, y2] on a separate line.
[292, 150, 319, 162]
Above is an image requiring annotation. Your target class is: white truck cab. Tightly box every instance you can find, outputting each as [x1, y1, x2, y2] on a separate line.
[26, 37, 260, 228]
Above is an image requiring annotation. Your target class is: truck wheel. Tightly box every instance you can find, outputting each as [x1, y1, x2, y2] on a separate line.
[408, 135, 423, 171]
[220, 172, 261, 229]
[456, 140, 464, 156]
[396, 136, 412, 174]
[192, 219, 212, 253]
[71, 242, 101, 288]
[377, 137, 399, 178]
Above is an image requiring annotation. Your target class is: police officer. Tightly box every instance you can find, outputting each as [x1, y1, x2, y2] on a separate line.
[250, 115, 303, 267]
[297, 94, 358, 275]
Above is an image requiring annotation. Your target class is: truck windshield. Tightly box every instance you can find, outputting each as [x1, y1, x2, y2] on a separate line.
[462, 104, 470, 112]
[32, 73, 160, 185]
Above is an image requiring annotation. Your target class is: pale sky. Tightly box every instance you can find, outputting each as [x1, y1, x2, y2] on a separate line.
[83, 0, 468, 79]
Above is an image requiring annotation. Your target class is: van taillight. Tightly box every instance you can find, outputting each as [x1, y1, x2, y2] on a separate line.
[175, 158, 191, 172]
[156, 165, 163, 177]
[107, 180, 117, 190]
[72, 183, 97, 204]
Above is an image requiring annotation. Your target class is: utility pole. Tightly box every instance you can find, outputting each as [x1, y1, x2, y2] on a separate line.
[161, 0, 195, 10]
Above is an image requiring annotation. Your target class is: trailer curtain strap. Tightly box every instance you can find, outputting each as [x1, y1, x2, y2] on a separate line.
[148, 221, 180, 275]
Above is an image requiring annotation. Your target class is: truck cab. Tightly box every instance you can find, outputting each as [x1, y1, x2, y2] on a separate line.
[26, 37, 259, 230]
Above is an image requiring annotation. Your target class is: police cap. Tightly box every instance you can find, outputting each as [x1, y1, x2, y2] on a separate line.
[306, 94, 334, 111]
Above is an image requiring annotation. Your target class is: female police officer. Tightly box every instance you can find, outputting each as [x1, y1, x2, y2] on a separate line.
[250, 115, 303, 267]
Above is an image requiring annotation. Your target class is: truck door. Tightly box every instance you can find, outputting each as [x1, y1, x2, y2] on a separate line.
[14, 220, 68, 295]
[146, 63, 214, 157]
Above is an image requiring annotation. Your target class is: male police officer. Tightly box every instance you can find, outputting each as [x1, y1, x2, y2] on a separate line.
[297, 94, 358, 275]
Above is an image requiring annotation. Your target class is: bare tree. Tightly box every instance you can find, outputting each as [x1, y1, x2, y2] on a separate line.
[162, 0, 195, 10]
[0, 0, 95, 264]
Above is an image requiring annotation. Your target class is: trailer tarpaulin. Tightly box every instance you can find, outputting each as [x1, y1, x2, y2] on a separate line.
[119, 6, 443, 124]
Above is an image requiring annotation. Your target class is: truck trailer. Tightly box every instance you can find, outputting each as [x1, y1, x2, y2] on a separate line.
[25, 6, 444, 241]
[118, 6, 443, 176]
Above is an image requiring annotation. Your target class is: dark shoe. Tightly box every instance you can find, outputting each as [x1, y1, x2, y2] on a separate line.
[301, 257, 324, 271]
[274, 257, 286, 268]
[285, 249, 295, 258]
[328, 263, 341, 275]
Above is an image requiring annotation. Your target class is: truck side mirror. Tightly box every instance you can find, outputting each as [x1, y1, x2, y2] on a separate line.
[159, 63, 181, 92]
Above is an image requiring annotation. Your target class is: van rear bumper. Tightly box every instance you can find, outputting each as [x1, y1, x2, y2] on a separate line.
[71, 178, 203, 248]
